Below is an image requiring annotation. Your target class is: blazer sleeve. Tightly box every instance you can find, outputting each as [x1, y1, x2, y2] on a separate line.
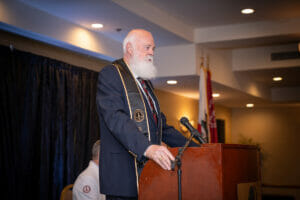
[161, 112, 198, 147]
[96, 65, 151, 161]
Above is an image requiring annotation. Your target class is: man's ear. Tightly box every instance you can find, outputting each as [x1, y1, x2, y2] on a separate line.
[127, 42, 133, 55]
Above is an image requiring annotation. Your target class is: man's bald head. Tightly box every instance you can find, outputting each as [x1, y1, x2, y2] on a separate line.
[123, 29, 154, 53]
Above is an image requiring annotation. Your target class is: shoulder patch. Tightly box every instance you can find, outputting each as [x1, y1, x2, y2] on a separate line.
[82, 185, 91, 193]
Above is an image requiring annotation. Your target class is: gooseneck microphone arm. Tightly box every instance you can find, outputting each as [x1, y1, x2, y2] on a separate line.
[171, 117, 203, 200]
[171, 119, 202, 170]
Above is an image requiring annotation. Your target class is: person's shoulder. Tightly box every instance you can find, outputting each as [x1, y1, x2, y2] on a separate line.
[98, 64, 122, 84]
[99, 63, 119, 75]
[100, 63, 114, 71]
[77, 172, 96, 182]
[97, 62, 125, 90]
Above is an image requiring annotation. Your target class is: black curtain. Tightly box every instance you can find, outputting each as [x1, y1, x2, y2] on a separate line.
[0, 45, 100, 200]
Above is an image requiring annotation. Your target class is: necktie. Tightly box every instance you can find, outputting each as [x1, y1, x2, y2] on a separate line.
[138, 78, 158, 124]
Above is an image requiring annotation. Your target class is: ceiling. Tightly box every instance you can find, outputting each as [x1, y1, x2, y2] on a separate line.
[147, 0, 300, 27]
[19, 0, 300, 46]
[5, 0, 300, 107]
[19, 0, 190, 46]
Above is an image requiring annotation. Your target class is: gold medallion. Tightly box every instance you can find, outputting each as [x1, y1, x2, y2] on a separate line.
[134, 109, 144, 122]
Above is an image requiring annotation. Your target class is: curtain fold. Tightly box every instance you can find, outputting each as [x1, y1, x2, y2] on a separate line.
[0, 45, 100, 200]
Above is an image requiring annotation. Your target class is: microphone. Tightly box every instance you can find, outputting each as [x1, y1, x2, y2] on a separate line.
[180, 117, 206, 144]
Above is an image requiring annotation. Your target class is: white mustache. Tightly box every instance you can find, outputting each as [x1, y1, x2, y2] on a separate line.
[146, 55, 153, 63]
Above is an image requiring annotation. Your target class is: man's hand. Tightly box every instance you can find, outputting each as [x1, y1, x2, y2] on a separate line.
[144, 144, 175, 170]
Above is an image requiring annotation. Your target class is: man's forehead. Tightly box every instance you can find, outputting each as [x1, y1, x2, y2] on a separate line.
[137, 35, 155, 46]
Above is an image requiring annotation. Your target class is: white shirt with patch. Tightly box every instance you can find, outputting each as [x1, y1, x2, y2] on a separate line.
[73, 161, 105, 200]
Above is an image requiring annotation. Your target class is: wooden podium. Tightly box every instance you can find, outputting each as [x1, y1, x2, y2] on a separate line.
[138, 144, 261, 200]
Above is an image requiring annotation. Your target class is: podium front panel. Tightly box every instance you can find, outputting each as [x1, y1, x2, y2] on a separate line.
[138, 144, 260, 200]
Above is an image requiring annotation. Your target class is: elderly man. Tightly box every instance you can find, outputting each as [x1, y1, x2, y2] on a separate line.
[96, 29, 196, 200]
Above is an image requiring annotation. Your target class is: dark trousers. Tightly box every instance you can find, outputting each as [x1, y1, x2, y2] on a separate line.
[106, 195, 138, 200]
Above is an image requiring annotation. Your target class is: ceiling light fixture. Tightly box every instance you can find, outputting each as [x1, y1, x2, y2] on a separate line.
[241, 8, 255, 14]
[167, 80, 177, 85]
[246, 103, 254, 108]
[273, 77, 282, 82]
[91, 23, 103, 28]
[212, 93, 220, 97]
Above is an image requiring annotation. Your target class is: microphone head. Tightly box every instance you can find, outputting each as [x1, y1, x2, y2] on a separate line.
[180, 117, 189, 124]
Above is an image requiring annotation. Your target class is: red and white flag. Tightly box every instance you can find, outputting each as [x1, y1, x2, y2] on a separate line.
[198, 66, 218, 143]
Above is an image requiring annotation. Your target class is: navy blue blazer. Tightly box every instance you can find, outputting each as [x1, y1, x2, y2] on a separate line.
[96, 64, 195, 197]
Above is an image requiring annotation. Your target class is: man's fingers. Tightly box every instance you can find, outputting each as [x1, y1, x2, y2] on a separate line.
[157, 148, 172, 170]
[156, 154, 170, 170]
[145, 144, 174, 170]
[162, 147, 175, 161]
[161, 154, 171, 170]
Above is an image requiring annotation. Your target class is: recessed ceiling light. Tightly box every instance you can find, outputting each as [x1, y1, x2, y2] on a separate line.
[246, 103, 254, 108]
[212, 93, 220, 97]
[167, 80, 177, 85]
[241, 8, 255, 14]
[273, 77, 282, 82]
[91, 23, 103, 28]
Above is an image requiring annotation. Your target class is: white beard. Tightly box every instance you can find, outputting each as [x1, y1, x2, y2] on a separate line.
[129, 54, 157, 79]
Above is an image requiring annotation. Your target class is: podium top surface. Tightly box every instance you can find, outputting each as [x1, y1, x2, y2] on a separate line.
[202, 143, 259, 150]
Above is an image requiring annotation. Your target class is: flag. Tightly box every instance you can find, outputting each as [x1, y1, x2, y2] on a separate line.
[198, 66, 218, 143]
[206, 69, 218, 143]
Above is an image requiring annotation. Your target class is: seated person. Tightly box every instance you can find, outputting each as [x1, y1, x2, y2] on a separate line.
[73, 140, 105, 200]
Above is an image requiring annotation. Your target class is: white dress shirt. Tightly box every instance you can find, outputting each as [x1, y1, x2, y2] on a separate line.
[131, 71, 158, 114]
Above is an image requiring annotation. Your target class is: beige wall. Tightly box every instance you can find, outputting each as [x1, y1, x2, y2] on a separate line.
[155, 90, 232, 143]
[232, 107, 300, 199]
[0, 29, 109, 72]
[155, 89, 198, 132]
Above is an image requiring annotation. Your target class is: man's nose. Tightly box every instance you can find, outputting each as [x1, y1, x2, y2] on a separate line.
[148, 49, 154, 56]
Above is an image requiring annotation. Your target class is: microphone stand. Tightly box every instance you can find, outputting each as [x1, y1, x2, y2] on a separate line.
[171, 130, 202, 200]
